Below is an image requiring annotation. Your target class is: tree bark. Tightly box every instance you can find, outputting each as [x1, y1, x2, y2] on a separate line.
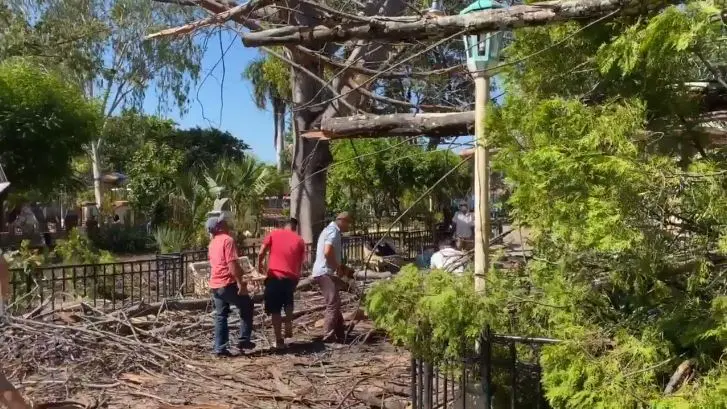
[90, 140, 103, 209]
[241, 0, 664, 47]
[288, 20, 332, 244]
[274, 100, 286, 172]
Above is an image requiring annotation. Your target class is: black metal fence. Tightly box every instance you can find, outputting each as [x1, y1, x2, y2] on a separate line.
[411, 326, 559, 409]
[6, 230, 435, 313]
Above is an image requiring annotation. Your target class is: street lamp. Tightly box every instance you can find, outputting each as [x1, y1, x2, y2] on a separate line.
[427, 0, 446, 17]
[460, 0, 505, 294]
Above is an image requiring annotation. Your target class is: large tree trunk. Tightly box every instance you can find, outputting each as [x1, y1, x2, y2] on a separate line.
[289, 47, 332, 244]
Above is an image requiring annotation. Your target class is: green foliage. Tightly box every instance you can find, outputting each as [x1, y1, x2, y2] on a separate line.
[327, 140, 470, 222]
[471, 2, 727, 407]
[0, 59, 99, 194]
[92, 225, 153, 254]
[5, 240, 48, 271]
[102, 109, 250, 173]
[153, 225, 191, 254]
[243, 52, 291, 109]
[366, 266, 492, 364]
[101, 109, 176, 172]
[54, 229, 115, 264]
[127, 141, 184, 223]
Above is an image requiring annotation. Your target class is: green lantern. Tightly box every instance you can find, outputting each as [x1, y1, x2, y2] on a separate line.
[460, 0, 506, 73]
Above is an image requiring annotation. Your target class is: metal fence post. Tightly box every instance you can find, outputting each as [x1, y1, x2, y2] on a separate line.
[481, 325, 493, 409]
[411, 358, 418, 409]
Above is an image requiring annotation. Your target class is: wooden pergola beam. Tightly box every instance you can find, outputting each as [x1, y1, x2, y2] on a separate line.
[241, 0, 667, 47]
[302, 111, 475, 139]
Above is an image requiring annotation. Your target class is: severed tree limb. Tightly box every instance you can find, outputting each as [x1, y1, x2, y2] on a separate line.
[306, 111, 475, 139]
[240, 0, 668, 47]
[146, 0, 273, 39]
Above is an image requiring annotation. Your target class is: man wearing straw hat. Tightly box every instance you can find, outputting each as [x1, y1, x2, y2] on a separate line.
[312, 212, 353, 342]
[206, 213, 255, 357]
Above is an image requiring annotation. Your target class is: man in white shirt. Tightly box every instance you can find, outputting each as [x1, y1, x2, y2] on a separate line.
[452, 201, 474, 250]
[430, 238, 468, 274]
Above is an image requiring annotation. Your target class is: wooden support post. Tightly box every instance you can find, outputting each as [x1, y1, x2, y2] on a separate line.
[474, 74, 490, 294]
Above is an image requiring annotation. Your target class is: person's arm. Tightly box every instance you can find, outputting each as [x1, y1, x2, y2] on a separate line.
[323, 229, 340, 272]
[224, 239, 246, 294]
[258, 235, 272, 276]
[297, 240, 306, 278]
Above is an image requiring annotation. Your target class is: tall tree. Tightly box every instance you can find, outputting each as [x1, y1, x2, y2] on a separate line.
[243, 53, 290, 171]
[2, 0, 203, 208]
[0, 60, 99, 198]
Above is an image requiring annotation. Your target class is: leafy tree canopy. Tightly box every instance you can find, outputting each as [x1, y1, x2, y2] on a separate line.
[0, 60, 99, 196]
[126, 141, 183, 224]
[102, 110, 250, 173]
[326, 139, 470, 222]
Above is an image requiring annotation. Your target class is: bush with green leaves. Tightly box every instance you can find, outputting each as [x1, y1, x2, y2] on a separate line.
[0, 59, 99, 199]
[54, 229, 115, 265]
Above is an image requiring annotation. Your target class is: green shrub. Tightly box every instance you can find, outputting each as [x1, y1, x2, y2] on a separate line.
[54, 229, 115, 264]
[153, 225, 192, 253]
[365, 266, 498, 365]
[92, 225, 153, 254]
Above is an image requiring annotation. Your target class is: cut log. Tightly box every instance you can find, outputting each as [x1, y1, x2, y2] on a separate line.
[241, 0, 667, 47]
[664, 359, 695, 395]
[305, 112, 475, 139]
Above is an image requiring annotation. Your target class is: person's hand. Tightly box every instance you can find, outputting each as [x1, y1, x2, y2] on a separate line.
[237, 283, 248, 296]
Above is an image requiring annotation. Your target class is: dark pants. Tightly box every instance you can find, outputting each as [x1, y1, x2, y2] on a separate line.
[212, 284, 253, 353]
[264, 276, 297, 314]
[315, 274, 345, 339]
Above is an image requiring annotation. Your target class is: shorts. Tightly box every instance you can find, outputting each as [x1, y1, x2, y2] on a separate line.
[264, 276, 297, 314]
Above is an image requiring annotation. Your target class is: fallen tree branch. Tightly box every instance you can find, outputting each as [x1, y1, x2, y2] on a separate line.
[146, 0, 272, 39]
[240, 0, 665, 47]
[304, 111, 475, 139]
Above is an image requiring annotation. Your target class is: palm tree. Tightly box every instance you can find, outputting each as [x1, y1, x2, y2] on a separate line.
[243, 54, 290, 171]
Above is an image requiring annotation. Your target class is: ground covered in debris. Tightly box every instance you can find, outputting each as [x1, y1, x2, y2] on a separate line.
[0, 277, 411, 409]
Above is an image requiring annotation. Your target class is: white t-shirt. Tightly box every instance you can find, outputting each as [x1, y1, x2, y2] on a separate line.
[452, 211, 474, 239]
[430, 247, 467, 274]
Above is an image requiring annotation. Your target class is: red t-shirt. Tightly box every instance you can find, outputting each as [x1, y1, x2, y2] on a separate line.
[208, 233, 239, 289]
[263, 229, 306, 280]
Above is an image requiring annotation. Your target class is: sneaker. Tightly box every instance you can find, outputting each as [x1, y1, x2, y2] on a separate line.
[274, 339, 286, 350]
[237, 340, 257, 350]
[215, 350, 234, 358]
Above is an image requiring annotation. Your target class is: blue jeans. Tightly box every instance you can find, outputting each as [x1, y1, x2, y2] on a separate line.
[212, 284, 253, 353]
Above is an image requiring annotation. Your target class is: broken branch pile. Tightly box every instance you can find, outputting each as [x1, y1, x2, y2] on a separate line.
[0, 272, 411, 409]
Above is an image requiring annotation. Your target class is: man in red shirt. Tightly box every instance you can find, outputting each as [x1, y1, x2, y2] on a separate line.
[207, 214, 255, 357]
[257, 218, 306, 349]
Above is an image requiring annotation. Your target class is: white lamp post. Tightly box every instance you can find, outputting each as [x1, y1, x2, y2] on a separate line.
[460, 0, 505, 294]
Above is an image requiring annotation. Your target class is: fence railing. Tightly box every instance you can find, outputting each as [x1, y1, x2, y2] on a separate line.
[411, 326, 559, 409]
[6, 230, 435, 313]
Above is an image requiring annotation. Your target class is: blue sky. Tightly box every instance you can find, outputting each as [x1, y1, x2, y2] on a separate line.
[143, 31, 278, 163]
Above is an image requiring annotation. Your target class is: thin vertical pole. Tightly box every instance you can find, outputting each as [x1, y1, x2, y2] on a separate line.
[481, 326, 493, 409]
[510, 341, 517, 409]
[473, 74, 491, 294]
[411, 358, 418, 409]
